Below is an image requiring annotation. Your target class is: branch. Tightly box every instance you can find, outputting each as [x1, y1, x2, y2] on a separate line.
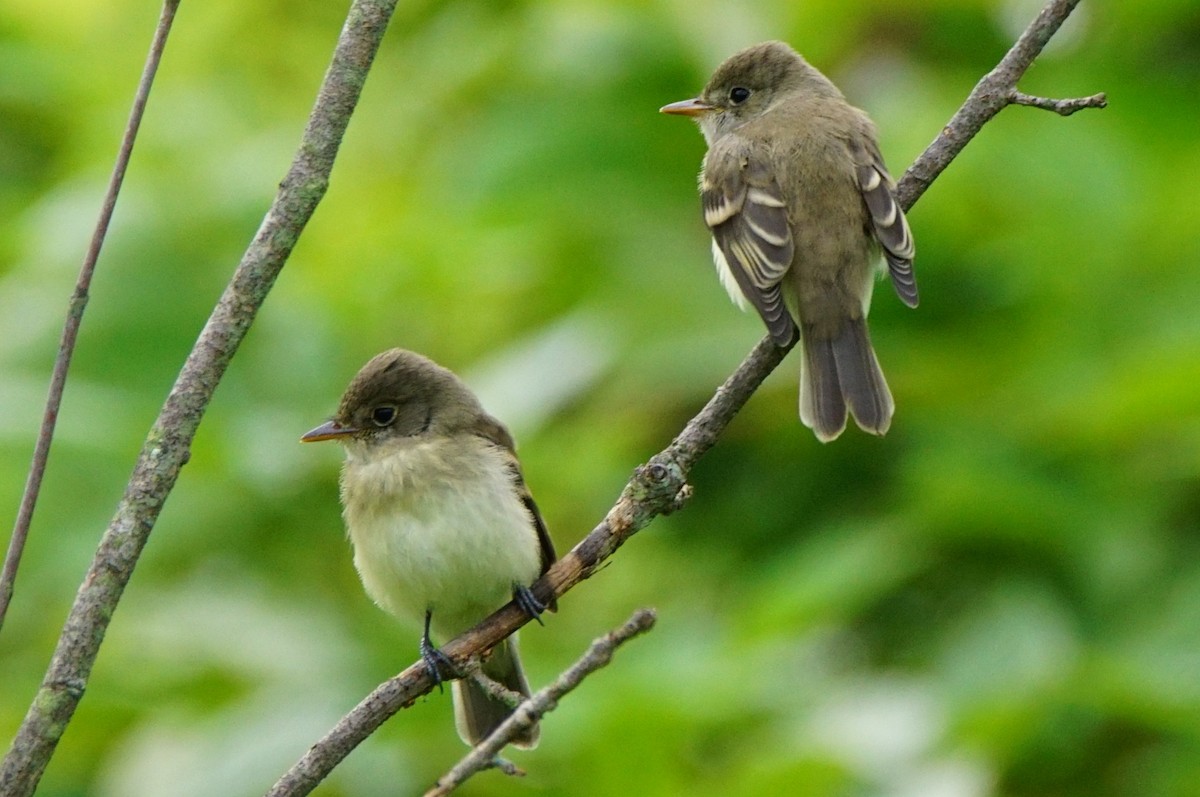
[898, 0, 1102, 209]
[1011, 90, 1107, 116]
[464, 668, 523, 707]
[0, 2, 399, 794]
[265, 2, 1105, 794]
[0, 0, 179, 635]
[426, 609, 658, 797]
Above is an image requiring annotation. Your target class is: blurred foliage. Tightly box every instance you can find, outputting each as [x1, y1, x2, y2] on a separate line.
[2, 0, 1199, 795]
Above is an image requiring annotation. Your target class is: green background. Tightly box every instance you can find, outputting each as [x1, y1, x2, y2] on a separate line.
[3, 0, 1199, 795]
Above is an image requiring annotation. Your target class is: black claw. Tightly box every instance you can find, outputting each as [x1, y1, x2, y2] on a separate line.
[421, 609, 457, 692]
[512, 583, 546, 625]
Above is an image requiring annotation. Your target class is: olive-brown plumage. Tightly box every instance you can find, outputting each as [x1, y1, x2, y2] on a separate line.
[662, 41, 917, 441]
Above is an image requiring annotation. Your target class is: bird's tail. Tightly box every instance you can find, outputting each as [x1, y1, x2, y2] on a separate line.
[799, 317, 894, 442]
[452, 634, 537, 749]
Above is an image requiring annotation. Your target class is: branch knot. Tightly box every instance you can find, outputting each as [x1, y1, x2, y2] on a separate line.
[631, 456, 688, 512]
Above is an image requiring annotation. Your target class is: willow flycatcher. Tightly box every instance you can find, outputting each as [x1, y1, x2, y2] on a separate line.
[302, 349, 556, 748]
[662, 40, 918, 442]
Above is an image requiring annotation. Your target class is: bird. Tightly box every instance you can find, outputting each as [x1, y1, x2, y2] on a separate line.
[301, 348, 556, 748]
[661, 40, 917, 442]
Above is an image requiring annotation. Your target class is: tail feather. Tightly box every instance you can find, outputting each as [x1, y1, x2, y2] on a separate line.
[799, 333, 847, 442]
[452, 635, 538, 749]
[799, 318, 894, 442]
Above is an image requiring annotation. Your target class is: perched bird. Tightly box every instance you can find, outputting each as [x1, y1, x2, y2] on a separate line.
[301, 349, 556, 748]
[662, 40, 917, 442]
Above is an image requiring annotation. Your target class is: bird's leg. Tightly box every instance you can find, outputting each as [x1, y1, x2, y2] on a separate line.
[420, 609, 457, 692]
[512, 582, 546, 626]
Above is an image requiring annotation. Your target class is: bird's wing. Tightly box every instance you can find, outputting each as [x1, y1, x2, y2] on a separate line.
[702, 137, 798, 346]
[471, 415, 558, 589]
[853, 139, 918, 308]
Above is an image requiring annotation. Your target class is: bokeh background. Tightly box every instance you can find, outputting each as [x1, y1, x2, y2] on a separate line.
[3, 0, 1199, 795]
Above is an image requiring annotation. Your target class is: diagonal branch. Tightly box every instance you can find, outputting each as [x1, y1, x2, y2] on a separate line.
[0, 0, 180, 635]
[898, 0, 1101, 209]
[0, 1, 400, 795]
[264, 1, 1105, 795]
[425, 608, 658, 797]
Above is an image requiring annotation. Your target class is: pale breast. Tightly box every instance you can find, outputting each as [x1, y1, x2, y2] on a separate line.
[340, 436, 543, 638]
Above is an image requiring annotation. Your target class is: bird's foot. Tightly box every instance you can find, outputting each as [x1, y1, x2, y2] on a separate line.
[512, 583, 546, 625]
[421, 609, 458, 692]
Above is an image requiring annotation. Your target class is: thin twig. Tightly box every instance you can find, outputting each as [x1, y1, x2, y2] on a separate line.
[466, 668, 524, 707]
[1011, 90, 1107, 116]
[0, 0, 180, 635]
[426, 609, 658, 797]
[0, 2, 400, 795]
[264, 3, 1105, 795]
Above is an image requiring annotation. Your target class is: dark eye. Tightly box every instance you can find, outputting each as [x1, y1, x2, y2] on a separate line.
[729, 86, 751, 104]
[371, 405, 397, 427]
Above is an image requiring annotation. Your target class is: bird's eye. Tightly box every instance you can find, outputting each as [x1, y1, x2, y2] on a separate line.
[371, 405, 397, 427]
[729, 86, 751, 104]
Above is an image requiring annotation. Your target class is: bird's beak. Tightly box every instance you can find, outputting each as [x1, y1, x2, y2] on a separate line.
[300, 420, 358, 443]
[660, 97, 714, 117]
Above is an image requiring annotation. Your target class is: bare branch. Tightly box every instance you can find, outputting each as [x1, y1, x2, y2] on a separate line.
[0, 2, 400, 794]
[0, 0, 180, 634]
[264, 2, 1105, 795]
[1011, 90, 1108, 116]
[425, 609, 658, 797]
[899, 0, 1102, 209]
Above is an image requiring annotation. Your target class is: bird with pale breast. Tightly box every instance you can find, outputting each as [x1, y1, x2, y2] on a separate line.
[662, 40, 918, 442]
[302, 348, 555, 748]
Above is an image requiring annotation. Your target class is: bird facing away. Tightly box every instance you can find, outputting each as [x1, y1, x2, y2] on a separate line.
[301, 349, 556, 748]
[662, 40, 918, 442]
